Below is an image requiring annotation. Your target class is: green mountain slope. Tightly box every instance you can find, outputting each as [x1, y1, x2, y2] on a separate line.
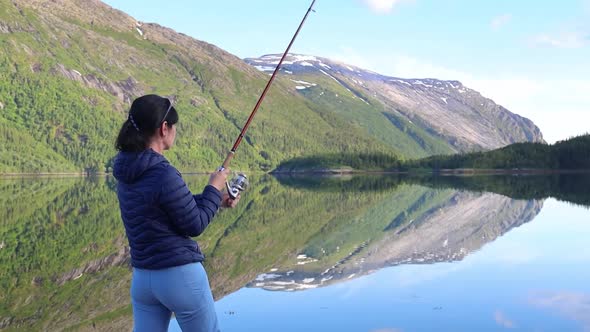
[293, 71, 453, 158]
[0, 0, 400, 173]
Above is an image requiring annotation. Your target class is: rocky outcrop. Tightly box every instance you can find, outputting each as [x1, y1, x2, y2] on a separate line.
[51, 64, 143, 104]
[0, 317, 14, 330]
[359, 192, 543, 269]
[54, 246, 130, 286]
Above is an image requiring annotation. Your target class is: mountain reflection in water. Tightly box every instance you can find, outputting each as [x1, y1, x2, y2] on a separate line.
[248, 190, 542, 292]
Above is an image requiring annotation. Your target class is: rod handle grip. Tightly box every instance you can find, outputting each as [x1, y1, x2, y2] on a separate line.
[219, 151, 235, 171]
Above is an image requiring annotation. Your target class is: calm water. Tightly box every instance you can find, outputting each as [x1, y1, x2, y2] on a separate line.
[1, 174, 589, 331]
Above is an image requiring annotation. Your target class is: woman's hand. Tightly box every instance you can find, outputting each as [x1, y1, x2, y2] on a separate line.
[208, 168, 230, 192]
[221, 192, 240, 209]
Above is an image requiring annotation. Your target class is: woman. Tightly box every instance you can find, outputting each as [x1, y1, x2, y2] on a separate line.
[113, 94, 238, 332]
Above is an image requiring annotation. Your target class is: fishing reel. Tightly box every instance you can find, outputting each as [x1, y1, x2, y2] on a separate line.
[226, 172, 249, 199]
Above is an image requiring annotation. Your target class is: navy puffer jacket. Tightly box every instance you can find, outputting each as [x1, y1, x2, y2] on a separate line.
[113, 149, 222, 269]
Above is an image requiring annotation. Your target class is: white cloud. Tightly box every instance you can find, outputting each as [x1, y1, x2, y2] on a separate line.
[494, 310, 516, 329]
[329, 46, 374, 70]
[532, 31, 588, 48]
[531, 5, 590, 49]
[361, 0, 412, 14]
[491, 14, 512, 30]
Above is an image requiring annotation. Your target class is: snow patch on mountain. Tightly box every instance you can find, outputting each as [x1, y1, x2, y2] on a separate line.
[291, 79, 316, 86]
[392, 79, 411, 86]
[320, 69, 340, 83]
[254, 65, 275, 72]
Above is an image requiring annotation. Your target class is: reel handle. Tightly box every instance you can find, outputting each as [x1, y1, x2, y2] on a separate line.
[226, 181, 240, 199]
[225, 172, 249, 199]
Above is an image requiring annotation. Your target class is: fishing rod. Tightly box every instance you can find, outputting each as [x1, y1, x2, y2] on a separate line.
[222, 0, 317, 198]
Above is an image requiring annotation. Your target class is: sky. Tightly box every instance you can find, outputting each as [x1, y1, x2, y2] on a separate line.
[102, 0, 590, 143]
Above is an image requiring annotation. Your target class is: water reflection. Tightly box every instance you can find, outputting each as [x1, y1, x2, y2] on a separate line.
[529, 291, 590, 330]
[247, 189, 542, 291]
[213, 198, 590, 332]
[275, 173, 590, 207]
[0, 174, 588, 331]
[494, 310, 516, 329]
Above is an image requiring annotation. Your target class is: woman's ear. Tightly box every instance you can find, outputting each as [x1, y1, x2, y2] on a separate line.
[159, 121, 168, 137]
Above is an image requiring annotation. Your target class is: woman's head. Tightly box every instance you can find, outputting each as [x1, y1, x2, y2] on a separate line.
[115, 94, 179, 152]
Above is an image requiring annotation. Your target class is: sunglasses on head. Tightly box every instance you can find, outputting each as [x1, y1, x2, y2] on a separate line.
[161, 100, 173, 125]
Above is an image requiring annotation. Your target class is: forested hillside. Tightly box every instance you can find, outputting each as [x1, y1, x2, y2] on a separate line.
[405, 134, 590, 171]
[275, 134, 590, 171]
[0, 0, 397, 173]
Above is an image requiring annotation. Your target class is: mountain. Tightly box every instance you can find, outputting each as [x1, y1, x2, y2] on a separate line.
[245, 54, 544, 157]
[0, 0, 542, 173]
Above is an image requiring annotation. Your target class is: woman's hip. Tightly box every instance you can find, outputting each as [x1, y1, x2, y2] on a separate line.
[132, 262, 214, 310]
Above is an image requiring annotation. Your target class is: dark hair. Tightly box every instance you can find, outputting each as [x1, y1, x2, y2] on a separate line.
[115, 94, 179, 152]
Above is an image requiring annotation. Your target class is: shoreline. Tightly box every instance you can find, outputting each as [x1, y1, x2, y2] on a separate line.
[2, 168, 590, 178]
[271, 168, 590, 175]
[432, 168, 590, 175]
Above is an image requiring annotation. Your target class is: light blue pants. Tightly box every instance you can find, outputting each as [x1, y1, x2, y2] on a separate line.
[131, 262, 220, 332]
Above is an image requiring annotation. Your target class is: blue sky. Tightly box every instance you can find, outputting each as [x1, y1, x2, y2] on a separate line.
[103, 0, 590, 143]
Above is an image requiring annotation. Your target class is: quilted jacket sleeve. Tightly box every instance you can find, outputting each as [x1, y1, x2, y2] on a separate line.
[159, 166, 222, 237]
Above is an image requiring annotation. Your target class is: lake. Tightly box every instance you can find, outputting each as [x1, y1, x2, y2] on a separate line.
[1, 174, 589, 331]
